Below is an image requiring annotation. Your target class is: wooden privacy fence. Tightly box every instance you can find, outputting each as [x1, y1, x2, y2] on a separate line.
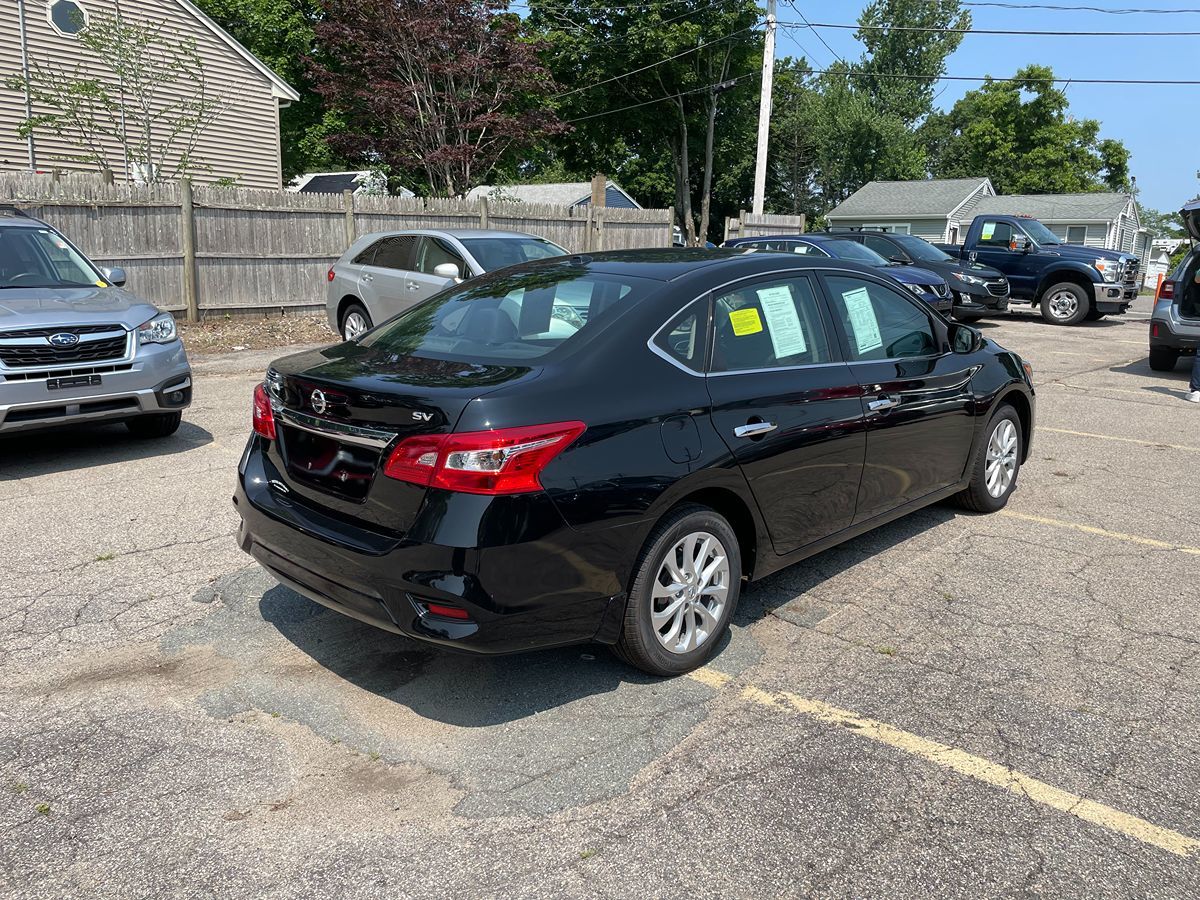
[724, 211, 807, 243]
[0, 173, 675, 319]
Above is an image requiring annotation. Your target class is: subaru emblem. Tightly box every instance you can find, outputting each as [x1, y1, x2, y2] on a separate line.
[310, 389, 327, 415]
[49, 332, 79, 348]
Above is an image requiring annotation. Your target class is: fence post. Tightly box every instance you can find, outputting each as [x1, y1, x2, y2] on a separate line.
[595, 208, 605, 251]
[584, 205, 593, 253]
[342, 189, 356, 248]
[180, 178, 199, 323]
[799, 213, 806, 234]
[667, 207, 676, 247]
[479, 197, 489, 229]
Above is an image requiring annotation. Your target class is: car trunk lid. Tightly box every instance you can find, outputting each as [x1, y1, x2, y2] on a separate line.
[1182, 200, 1200, 242]
[262, 342, 538, 533]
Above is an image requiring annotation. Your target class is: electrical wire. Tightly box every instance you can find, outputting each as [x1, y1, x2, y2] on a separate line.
[780, 21, 1200, 36]
[565, 70, 758, 122]
[804, 67, 1200, 85]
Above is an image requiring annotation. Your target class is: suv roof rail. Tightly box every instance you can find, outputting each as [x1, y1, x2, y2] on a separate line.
[0, 204, 32, 218]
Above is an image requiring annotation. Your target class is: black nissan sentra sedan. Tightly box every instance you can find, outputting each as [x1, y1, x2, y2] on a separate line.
[235, 249, 1035, 676]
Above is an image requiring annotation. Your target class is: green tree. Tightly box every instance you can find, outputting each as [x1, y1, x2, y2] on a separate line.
[856, 0, 971, 125]
[192, 0, 339, 180]
[922, 65, 1131, 194]
[1139, 207, 1186, 240]
[529, 0, 762, 243]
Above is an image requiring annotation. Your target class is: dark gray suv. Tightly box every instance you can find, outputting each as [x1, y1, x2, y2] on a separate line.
[0, 208, 192, 437]
[1149, 200, 1200, 372]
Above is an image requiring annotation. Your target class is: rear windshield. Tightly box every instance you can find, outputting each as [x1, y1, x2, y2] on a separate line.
[0, 224, 104, 289]
[360, 263, 655, 362]
[820, 239, 889, 266]
[460, 236, 567, 271]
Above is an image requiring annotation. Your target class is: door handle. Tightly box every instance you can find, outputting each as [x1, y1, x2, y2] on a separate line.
[867, 395, 900, 412]
[360, 273, 373, 283]
[734, 421, 777, 438]
[406, 282, 420, 291]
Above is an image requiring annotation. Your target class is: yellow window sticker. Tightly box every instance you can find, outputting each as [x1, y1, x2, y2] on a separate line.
[981, 222, 996, 242]
[729, 307, 763, 336]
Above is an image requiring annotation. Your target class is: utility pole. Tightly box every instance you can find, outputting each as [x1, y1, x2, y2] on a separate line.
[751, 0, 776, 216]
[16, 0, 38, 171]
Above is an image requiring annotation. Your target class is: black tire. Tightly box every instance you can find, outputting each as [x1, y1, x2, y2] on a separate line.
[952, 405, 1022, 514]
[614, 504, 742, 677]
[1148, 345, 1180, 372]
[1039, 282, 1090, 326]
[126, 411, 182, 438]
[339, 302, 372, 340]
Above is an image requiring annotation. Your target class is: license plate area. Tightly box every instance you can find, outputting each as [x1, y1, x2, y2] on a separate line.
[279, 425, 380, 501]
[47, 374, 102, 391]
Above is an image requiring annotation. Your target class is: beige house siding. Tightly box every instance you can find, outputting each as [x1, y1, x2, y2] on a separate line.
[0, 0, 294, 188]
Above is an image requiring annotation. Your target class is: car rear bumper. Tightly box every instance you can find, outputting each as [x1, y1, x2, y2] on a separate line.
[234, 438, 629, 655]
[0, 341, 191, 434]
[1149, 317, 1200, 352]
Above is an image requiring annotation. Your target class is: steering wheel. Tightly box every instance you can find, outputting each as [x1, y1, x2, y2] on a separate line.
[5, 272, 44, 285]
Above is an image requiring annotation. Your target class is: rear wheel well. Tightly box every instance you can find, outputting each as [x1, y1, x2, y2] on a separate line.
[1036, 271, 1093, 307]
[336, 295, 364, 327]
[668, 487, 757, 579]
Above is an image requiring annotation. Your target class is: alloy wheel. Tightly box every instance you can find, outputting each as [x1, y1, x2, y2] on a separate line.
[985, 418, 1019, 498]
[651, 531, 730, 654]
[343, 311, 369, 340]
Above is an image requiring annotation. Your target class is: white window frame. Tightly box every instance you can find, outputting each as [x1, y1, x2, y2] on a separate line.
[1065, 225, 1087, 244]
[861, 223, 911, 235]
[46, 0, 89, 37]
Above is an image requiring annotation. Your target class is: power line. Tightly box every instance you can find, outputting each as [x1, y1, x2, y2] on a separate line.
[550, 24, 759, 100]
[803, 67, 1200, 85]
[565, 70, 758, 122]
[945, 1, 1200, 12]
[781, 21, 1200, 36]
[782, 0, 845, 65]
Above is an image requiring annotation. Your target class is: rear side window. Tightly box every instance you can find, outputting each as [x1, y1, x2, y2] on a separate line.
[371, 235, 417, 270]
[352, 240, 381, 265]
[712, 276, 832, 372]
[824, 275, 936, 361]
[361, 264, 655, 362]
[653, 298, 708, 372]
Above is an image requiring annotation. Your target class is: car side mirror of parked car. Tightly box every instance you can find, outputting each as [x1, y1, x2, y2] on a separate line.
[949, 322, 982, 354]
[889, 255, 909, 264]
[433, 263, 461, 281]
[102, 266, 127, 287]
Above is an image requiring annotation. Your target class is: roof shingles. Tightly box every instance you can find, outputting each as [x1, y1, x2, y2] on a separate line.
[828, 178, 991, 219]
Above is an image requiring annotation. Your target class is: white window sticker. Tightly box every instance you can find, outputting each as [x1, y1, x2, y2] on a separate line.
[841, 287, 883, 354]
[756, 285, 807, 358]
[981, 221, 997, 242]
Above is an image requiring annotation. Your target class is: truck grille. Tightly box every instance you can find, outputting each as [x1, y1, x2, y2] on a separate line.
[985, 279, 1010, 297]
[1122, 259, 1140, 289]
[0, 327, 128, 369]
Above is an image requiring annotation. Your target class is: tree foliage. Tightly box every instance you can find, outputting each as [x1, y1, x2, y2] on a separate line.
[922, 65, 1130, 194]
[309, 0, 564, 196]
[1140, 207, 1187, 240]
[6, 12, 226, 182]
[528, 0, 761, 243]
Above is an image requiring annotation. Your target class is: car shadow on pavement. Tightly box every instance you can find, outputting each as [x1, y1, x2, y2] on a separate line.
[257, 580, 668, 728]
[0, 420, 214, 477]
[971, 313, 1125, 330]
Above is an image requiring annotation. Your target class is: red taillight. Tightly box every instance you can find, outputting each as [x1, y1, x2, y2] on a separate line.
[383, 421, 586, 495]
[327, 267, 336, 282]
[252, 383, 276, 440]
[426, 603, 470, 620]
[1161, 280, 1175, 300]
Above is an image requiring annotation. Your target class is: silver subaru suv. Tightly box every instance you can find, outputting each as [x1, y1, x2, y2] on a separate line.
[0, 208, 191, 437]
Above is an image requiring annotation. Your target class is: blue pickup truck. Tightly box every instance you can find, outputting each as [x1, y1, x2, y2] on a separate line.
[937, 214, 1140, 326]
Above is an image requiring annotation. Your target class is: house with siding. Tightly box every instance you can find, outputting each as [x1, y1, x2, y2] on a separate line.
[827, 178, 1153, 267]
[2, 0, 299, 188]
[467, 180, 642, 209]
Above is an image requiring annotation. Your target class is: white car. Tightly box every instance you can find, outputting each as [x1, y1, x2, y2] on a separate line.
[326, 229, 568, 340]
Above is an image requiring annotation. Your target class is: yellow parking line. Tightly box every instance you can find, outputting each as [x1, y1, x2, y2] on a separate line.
[999, 511, 1200, 555]
[1040, 427, 1200, 453]
[687, 668, 1199, 857]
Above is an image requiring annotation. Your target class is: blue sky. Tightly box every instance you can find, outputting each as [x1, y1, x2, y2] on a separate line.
[775, 2, 1197, 212]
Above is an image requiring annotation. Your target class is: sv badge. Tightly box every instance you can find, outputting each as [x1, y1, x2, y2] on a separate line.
[411, 411, 434, 422]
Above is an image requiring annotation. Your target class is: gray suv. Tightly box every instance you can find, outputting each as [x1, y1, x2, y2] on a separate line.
[326, 229, 568, 339]
[1149, 200, 1200, 371]
[0, 208, 191, 437]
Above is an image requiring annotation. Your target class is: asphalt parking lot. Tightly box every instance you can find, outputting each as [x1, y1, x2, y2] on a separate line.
[2, 297, 1198, 898]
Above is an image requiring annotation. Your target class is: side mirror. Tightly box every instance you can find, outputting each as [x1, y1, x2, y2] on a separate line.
[889, 255, 910, 265]
[433, 262, 461, 281]
[102, 266, 127, 286]
[949, 322, 982, 354]
[1012, 236, 1032, 253]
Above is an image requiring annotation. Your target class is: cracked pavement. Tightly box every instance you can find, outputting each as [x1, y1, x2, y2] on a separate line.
[2, 301, 1198, 897]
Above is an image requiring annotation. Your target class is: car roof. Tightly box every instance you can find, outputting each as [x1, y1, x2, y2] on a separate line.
[355, 228, 555, 242]
[0, 207, 48, 228]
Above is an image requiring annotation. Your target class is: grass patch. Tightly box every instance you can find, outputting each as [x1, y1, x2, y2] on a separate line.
[94, 552, 116, 562]
[876, 645, 897, 657]
[36, 803, 51, 815]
